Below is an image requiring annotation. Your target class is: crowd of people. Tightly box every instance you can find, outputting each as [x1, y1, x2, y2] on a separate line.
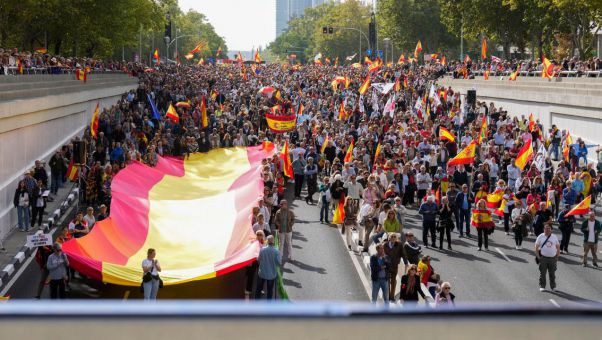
[9, 50, 602, 303]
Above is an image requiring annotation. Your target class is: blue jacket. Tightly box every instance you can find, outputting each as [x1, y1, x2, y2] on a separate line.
[418, 201, 438, 222]
[562, 187, 577, 205]
[369, 254, 391, 281]
[455, 191, 474, 210]
[257, 245, 281, 280]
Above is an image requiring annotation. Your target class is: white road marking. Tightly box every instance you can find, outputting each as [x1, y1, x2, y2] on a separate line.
[549, 299, 561, 308]
[337, 226, 371, 301]
[495, 247, 513, 262]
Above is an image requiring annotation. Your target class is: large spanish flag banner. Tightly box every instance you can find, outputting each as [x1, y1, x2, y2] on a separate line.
[471, 209, 495, 229]
[265, 113, 296, 133]
[62, 144, 275, 286]
[515, 139, 534, 171]
[564, 195, 591, 217]
[486, 189, 504, 208]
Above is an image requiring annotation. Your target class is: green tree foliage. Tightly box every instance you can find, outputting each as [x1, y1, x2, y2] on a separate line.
[0, 0, 226, 60]
[378, 0, 458, 57]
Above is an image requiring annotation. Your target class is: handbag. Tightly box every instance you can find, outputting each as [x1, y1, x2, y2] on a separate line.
[535, 234, 552, 265]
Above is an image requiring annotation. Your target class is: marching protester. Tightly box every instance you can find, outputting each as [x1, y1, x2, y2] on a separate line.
[580, 211, 601, 267]
[535, 223, 560, 292]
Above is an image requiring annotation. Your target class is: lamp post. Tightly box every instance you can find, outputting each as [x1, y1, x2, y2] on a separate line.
[383, 38, 390, 63]
[333, 26, 370, 63]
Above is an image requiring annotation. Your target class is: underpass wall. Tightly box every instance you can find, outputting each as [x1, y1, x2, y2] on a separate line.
[0, 75, 138, 241]
[437, 77, 602, 159]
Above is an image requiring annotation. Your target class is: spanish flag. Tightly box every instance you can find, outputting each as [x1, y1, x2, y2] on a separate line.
[441, 55, 446, 66]
[374, 142, 382, 164]
[190, 42, 204, 54]
[430, 53, 439, 60]
[344, 140, 354, 163]
[90, 103, 100, 139]
[34, 47, 47, 53]
[404, 76, 409, 88]
[528, 113, 535, 132]
[394, 77, 401, 92]
[367, 58, 382, 74]
[67, 158, 78, 180]
[265, 113, 296, 133]
[486, 189, 504, 208]
[297, 102, 305, 116]
[280, 140, 293, 178]
[448, 141, 477, 166]
[184, 53, 194, 60]
[275, 90, 282, 102]
[494, 199, 507, 217]
[320, 136, 330, 154]
[398, 54, 406, 64]
[236, 51, 244, 63]
[464, 54, 472, 64]
[166, 103, 180, 124]
[542, 56, 554, 79]
[484, 70, 490, 80]
[358, 76, 371, 95]
[332, 193, 346, 224]
[76, 68, 87, 82]
[338, 102, 347, 120]
[216, 46, 222, 58]
[414, 40, 422, 58]
[471, 209, 495, 229]
[509, 66, 520, 81]
[254, 50, 261, 63]
[153, 49, 160, 64]
[61, 144, 276, 286]
[364, 56, 372, 65]
[16, 58, 23, 74]
[478, 117, 487, 144]
[481, 37, 487, 60]
[564, 195, 591, 217]
[515, 139, 534, 171]
[440, 176, 449, 195]
[198, 58, 205, 65]
[439, 127, 455, 142]
[200, 96, 208, 129]
[581, 171, 592, 197]
[563, 132, 573, 162]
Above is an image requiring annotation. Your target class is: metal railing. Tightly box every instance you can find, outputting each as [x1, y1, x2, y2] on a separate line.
[446, 70, 602, 78]
[1, 66, 126, 76]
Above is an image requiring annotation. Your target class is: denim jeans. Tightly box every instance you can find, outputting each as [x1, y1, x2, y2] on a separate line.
[255, 277, 275, 300]
[551, 142, 559, 160]
[458, 209, 471, 236]
[51, 172, 62, 195]
[371, 278, 389, 306]
[143, 278, 160, 300]
[17, 206, 30, 231]
[320, 199, 330, 222]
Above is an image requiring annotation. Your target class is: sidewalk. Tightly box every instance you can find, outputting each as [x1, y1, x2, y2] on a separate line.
[0, 181, 78, 290]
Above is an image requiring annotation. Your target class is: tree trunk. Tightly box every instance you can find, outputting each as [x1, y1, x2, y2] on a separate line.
[54, 38, 62, 55]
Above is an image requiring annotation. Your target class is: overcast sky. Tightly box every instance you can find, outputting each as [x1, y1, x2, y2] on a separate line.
[179, 0, 276, 51]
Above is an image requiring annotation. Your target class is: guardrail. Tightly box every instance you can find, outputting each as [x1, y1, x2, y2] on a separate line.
[446, 70, 602, 78]
[1, 67, 126, 76]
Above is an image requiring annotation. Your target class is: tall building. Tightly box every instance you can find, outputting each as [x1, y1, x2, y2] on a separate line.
[276, 0, 338, 37]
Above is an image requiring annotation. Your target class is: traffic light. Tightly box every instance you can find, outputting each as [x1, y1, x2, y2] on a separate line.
[322, 26, 334, 34]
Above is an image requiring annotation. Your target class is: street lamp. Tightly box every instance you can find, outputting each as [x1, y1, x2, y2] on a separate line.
[332, 26, 370, 63]
[383, 38, 390, 63]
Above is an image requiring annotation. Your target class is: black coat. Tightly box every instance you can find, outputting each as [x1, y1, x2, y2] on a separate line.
[399, 274, 426, 301]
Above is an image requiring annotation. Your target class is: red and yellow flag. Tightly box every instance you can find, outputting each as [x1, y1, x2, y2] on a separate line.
[471, 209, 495, 229]
[481, 37, 487, 60]
[439, 127, 455, 142]
[528, 113, 535, 132]
[265, 113, 296, 133]
[414, 40, 422, 58]
[153, 49, 160, 64]
[509, 66, 520, 81]
[166, 103, 180, 124]
[494, 199, 508, 217]
[374, 142, 382, 164]
[297, 102, 305, 116]
[364, 56, 373, 65]
[464, 54, 472, 64]
[563, 132, 573, 162]
[581, 171, 592, 197]
[486, 189, 504, 208]
[281, 140, 293, 178]
[90, 103, 100, 139]
[254, 50, 261, 63]
[236, 51, 244, 63]
[542, 56, 555, 79]
[441, 55, 446, 66]
[515, 139, 534, 171]
[34, 47, 47, 53]
[398, 54, 406, 64]
[338, 102, 347, 120]
[394, 77, 401, 92]
[332, 193, 346, 224]
[320, 136, 330, 154]
[484, 70, 490, 80]
[479, 117, 487, 144]
[190, 42, 204, 54]
[62, 144, 276, 286]
[565, 195, 591, 217]
[67, 158, 78, 180]
[448, 141, 477, 166]
[16, 58, 23, 74]
[344, 140, 354, 163]
[200, 96, 208, 129]
[358, 76, 371, 95]
[76, 68, 87, 82]
[216, 46, 222, 58]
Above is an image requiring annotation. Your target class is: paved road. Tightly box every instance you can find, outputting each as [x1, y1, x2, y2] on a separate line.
[281, 184, 368, 301]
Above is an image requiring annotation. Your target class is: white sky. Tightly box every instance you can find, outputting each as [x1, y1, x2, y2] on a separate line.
[179, 0, 276, 52]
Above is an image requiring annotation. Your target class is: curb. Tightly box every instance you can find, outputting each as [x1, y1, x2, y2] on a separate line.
[0, 188, 78, 293]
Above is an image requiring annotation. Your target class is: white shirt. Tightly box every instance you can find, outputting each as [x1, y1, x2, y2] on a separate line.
[259, 205, 271, 224]
[416, 172, 432, 190]
[588, 220, 596, 242]
[535, 233, 559, 258]
[344, 181, 364, 199]
[84, 214, 96, 229]
[142, 259, 160, 276]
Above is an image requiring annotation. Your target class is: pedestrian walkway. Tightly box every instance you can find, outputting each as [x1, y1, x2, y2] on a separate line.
[0, 181, 77, 271]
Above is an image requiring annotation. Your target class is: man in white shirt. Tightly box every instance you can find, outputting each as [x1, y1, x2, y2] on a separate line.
[344, 175, 364, 201]
[415, 165, 432, 202]
[580, 211, 600, 267]
[535, 224, 560, 291]
[507, 162, 521, 190]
